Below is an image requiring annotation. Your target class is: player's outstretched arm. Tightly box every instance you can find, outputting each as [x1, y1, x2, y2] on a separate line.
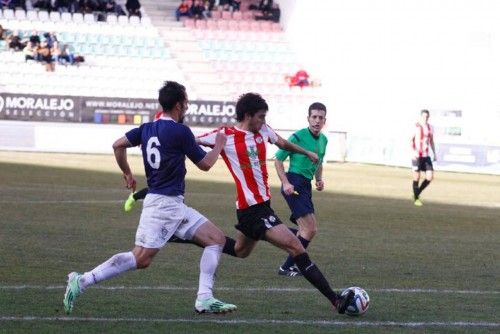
[196, 130, 227, 171]
[275, 134, 319, 163]
[112, 136, 136, 191]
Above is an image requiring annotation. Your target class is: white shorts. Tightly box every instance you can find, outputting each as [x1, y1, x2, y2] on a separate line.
[135, 193, 207, 249]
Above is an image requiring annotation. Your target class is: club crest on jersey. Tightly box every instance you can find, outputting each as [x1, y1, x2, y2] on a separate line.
[255, 136, 263, 144]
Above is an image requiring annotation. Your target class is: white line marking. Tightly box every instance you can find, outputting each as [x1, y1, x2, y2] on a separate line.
[0, 285, 497, 294]
[0, 316, 498, 327]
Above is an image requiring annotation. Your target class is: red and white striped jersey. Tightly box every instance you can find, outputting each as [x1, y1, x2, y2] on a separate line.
[412, 122, 433, 158]
[198, 124, 279, 209]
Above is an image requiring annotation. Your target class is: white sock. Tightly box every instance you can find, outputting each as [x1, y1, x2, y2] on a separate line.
[79, 251, 137, 291]
[197, 244, 222, 301]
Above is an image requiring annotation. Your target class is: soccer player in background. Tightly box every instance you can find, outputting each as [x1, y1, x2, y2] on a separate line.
[274, 102, 328, 277]
[197, 93, 355, 315]
[411, 109, 437, 206]
[63, 81, 237, 315]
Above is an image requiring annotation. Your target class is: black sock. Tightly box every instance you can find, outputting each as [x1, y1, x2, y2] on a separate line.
[294, 252, 338, 305]
[412, 181, 419, 199]
[281, 235, 310, 269]
[418, 179, 431, 196]
[288, 227, 298, 235]
[133, 187, 149, 201]
[222, 236, 237, 257]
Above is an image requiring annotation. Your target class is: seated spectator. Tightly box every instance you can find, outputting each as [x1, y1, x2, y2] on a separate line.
[79, 0, 98, 14]
[29, 30, 41, 47]
[255, 2, 280, 22]
[286, 69, 310, 88]
[175, 0, 192, 21]
[7, 31, 26, 51]
[43, 32, 58, 48]
[249, 0, 272, 12]
[0, 25, 7, 41]
[104, 0, 126, 15]
[126, 0, 141, 17]
[33, 0, 52, 10]
[229, 0, 240, 11]
[38, 41, 55, 72]
[52, 42, 75, 65]
[23, 41, 38, 62]
[191, 0, 209, 20]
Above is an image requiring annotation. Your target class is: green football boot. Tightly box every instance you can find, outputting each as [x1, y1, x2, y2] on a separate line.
[63, 272, 82, 314]
[195, 297, 237, 314]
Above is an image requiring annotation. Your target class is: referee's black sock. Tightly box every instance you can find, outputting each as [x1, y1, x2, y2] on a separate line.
[294, 252, 338, 304]
[281, 235, 310, 269]
[133, 187, 149, 201]
[412, 181, 419, 199]
[418, 179, 431, 196]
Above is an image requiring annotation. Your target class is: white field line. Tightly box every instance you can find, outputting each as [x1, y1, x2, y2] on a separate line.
[0, 285, 498, 295]
[0, 316, 498, 328]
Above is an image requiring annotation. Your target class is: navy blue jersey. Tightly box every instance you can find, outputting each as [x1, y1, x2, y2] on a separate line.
[125, 117, 206, 196]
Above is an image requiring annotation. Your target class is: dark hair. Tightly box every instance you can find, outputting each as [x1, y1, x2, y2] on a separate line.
[308, 102, 327, 116]
[235, 93, 268, 121]
[421, 109, 430, 115]
[158, 81, 186, 112]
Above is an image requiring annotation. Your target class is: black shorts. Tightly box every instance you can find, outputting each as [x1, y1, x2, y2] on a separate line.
[412, 157, 434, 172]
[235, 201, 283, 240]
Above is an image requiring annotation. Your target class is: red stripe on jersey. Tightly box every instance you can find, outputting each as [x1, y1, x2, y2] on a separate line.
[254, 132, 270, 199]
[221, 151, 249, 209]
[234, 130, 263, 208]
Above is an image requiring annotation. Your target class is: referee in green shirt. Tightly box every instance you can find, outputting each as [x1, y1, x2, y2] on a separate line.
[275, 102, 328, 277]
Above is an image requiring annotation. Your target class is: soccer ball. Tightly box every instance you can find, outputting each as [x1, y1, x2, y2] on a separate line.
[341, 287, 370, 316]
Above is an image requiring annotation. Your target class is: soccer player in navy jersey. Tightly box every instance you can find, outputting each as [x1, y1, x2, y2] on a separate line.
[63, 81, 237, 315]
[275, 102, 329, 277]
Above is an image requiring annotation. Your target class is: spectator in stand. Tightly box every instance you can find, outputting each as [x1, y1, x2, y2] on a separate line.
[228, 0, 240, 11]
[255, 2, 280, 22]
[23, 40, 38, 62]
[43, 32, 57, 49]
[175, 0, 192, 21]
[249, 0, 272, 12]
[33, 0, 51, 10]
[126, 0, 141, 17]
[55, 0, 70, 13]
[191, 0, 209, 20]
[286, 69, 310, 88]
[52, 41, 74, 65]
[7, 31, 26, 51]
[79, 0, 98, 14]
[104, 0, 126, 15]
[0, 25, 7, 41]
[38, 40, 55, 72]
[29, 30, 41, 47]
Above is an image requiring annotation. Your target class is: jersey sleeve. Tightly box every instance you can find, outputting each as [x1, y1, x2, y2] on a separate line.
[197, 128, 219, 146]
[125, 125, 143, 147]
[182, 126, 207, 164]
[263, 124, 278, 144]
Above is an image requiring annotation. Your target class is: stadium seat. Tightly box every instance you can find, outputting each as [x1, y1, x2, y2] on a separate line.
[259, 21, 272, 32]
[38, 10, 49, 22]
[217, 19, 229, 30]
[72, 13, 83, 23]
[271, 22, 281, 32]
[232, 11, 243, 21]
[184, 18, 195, 29]
[206, 19, 217, 30]
[49, 11, 61, 22]
[14, 9, 26, 20]
[211, 10, 222, 20]
[242, 11, 254, 20]
[222, 11, 232, 20]
[3, 9, 14, 20]
[141, 16, 151, 25]
[118, 15, 129, 25]
[106, 14, 117, 24]
[195, 19, 207, 29]
[61, 12, 72, 22]
[84, 13, 94, 23]
[238, 20, 250, 31]
[129, 15, 140, 25]
[26, 10, 37, 21]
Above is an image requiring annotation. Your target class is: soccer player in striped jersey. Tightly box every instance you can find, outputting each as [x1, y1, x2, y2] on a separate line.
[63, 81, 237, 315]
[274, 102, 328, 277]
[197, 93, 355, 315]
[411, 109, 437, 206]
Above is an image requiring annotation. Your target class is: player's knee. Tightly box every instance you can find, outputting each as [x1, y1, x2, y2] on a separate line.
[303, 228, 317, 240]
[235, 246, 251, 258]
[135, 255, 153, 269]
[287, 237, 305, 257]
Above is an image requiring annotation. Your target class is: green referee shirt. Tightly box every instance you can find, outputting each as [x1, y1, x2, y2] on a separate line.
[275, 128, 328, 180]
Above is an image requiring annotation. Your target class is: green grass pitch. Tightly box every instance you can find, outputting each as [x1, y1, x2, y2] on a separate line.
[0, 152, 498, 333]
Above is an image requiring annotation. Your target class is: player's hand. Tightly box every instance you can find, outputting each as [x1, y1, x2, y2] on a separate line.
[282, 182, 295, 196]
[214, 128, 227, 147]
[315, 180, 324, 191]
[123, 173, 136, 192]
[307, 151, 319, 164]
